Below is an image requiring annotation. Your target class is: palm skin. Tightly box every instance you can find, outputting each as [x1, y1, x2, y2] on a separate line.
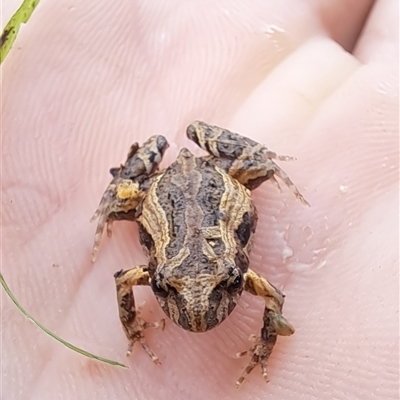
[2, 1, 398, 399]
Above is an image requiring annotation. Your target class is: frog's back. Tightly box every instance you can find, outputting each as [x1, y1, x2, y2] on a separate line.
[137, 148, 256, 276]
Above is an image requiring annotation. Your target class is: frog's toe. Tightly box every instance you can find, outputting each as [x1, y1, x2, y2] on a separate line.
[125, 314, 165, 365]
[235, 335, 276, 388]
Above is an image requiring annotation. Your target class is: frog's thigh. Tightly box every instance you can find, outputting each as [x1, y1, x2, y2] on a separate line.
[244, 269, 294, 336]
[186, 121, 271, 188]
[186, 121, 308, 205]
[186, 121, 262, 159]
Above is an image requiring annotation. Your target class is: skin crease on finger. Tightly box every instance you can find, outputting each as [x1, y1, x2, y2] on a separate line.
[1, 0, 398, 400]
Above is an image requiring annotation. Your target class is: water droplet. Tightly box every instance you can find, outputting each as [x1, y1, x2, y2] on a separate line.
[285, 262, 313, 273]
[282, 245, 293, 261]
[263, 24, 285, 35]
[312, 247, 327, 255]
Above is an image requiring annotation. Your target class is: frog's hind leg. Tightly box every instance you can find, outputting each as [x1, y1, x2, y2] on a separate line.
[91, 135, 169, 261]
[186, 121, 309, 206]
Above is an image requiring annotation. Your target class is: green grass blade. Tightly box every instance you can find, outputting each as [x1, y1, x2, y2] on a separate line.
[0, 273, 127, 368]
[1, 0, 41, 64]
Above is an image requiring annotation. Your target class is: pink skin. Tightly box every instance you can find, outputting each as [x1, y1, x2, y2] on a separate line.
[2, 0, 398, 399]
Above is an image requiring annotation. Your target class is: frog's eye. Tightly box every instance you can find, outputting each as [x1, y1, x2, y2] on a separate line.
[151, 278, 169, 298]
[232, 275, 242, 287]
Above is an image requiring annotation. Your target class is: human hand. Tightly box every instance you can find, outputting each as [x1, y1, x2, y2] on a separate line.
[2, 1, 398, 399]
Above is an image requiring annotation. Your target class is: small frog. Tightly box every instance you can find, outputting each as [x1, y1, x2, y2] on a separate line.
[91, 121, 308, 387]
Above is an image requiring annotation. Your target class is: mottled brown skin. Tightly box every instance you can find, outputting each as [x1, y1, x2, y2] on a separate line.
[91, 121, 308, 387]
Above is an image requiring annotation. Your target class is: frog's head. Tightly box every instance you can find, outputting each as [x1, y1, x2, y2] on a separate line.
[151, 265, 244, 332]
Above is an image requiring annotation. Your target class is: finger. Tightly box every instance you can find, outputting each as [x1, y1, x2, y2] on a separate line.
[3, 1, 396, 400]
[310, 0, 375, 51]
[353, 0, 399, 64]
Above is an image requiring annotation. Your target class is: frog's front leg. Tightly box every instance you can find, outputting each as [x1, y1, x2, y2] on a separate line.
[91, 135, 169, 261]
[186, 121, 309, 206]
[114, 267, 165, 364]
[235, 269, 294, 387]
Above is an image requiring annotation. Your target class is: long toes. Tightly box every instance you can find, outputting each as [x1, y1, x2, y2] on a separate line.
[261, 361, 269, 383]
[234, 350, 248, 359]
[236, 360, 258, 388]
[140, 338, 161, 365]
